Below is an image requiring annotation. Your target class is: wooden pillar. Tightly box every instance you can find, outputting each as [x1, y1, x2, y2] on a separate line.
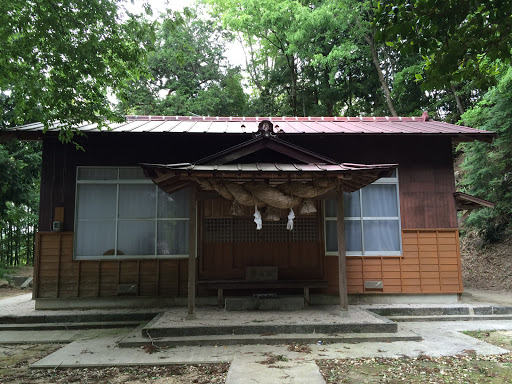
[187, 185, 197, 320]
[337, 179, 348, 310]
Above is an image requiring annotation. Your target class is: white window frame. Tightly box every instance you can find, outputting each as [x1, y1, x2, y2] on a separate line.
[324, 170, 402, 257]
[74, 166, 190, 260]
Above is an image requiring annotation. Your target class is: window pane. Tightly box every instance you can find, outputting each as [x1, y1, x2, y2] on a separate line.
[325, 221, 338, 252]
[76, 184, 117, 219]
[157, 221, 189, 255]
[362, 184, 398, 217]
[344, 191, 361, 217]
[75, 221, 115, 256]
[345, 220, 362, 252]
[363, 220, 401, 251]
[325, 220, 362, 253]
[77, 168, 117, 180]
[117, 220, 155, 255]
[119, 167, 147, 180]
[324, 200, 336, 217]
[158, 188, 190, 218]
[118, 184, 156, 219]
[324, 191, 360, 218]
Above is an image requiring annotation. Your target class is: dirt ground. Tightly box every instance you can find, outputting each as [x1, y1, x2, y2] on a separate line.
[0, 286, 31, 299]
[0, 344, 229, 384]
[461, 230, 512, 291]
[318, 331, 512, 383]
[0, 266, 32, 298]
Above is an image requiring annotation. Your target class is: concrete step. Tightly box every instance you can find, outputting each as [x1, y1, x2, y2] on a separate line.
[120, 325, 421, 348]
[388, 314, 512, 322]
[142, 306, 398, 338]
[368, 305, 512, 317]
[0, 321, 143, 331]
[0, 312, 159, 325]
[143, 320, 397, 338]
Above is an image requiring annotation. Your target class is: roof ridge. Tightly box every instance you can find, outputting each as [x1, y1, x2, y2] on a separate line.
[125, 115, 430, 122]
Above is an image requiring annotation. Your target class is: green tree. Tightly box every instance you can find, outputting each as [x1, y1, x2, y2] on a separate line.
[118, 11, 248, 116]
[377, 0, 512, 117]
[0, 0, 155, 141]
[206, 0, 410, 117]
[459, 67, 512, 242]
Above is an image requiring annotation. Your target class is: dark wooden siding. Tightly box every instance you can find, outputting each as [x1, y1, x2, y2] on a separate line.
[34, 232, 188, 298]
[39, 134, 457, 232]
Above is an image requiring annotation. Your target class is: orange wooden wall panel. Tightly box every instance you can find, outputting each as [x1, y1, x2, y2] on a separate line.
[324, 229, 463, 295]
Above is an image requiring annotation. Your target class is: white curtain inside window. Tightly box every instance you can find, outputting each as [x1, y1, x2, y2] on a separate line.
[118, 184, 156, 219]
[76, 184, 117, 219]
[75, 184, 117, 256]
[362, 184, 398, 217]
[75, 171, 191, 258]
[325, 182, 400, 254]
[363, 220, 400, 251]
[117, 220, 155, 255]
[158, 188, 189, 218]
[325, 220, 362, 253]
[75, 221, 116, 256]
[157, 221, 189, 255]
[77, 168, 117, 180]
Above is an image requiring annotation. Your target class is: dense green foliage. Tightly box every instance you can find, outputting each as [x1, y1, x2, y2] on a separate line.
[0, 0, 155, 141]
[118, 11, 248, 116]
[0, 138, 41, 266]
[377, 0, 512, 90]
[459, 68, 512, 242]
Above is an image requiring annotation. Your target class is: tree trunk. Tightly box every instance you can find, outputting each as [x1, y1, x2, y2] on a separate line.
[8, 223, 13, 266]
[288, 55, 298, 116]
[0, 228, 4, 264]
[32, 224, 37, 266]
[15, 223, 20, 266]
[365, 33, 398, 117]
[450, 83, 465, 116]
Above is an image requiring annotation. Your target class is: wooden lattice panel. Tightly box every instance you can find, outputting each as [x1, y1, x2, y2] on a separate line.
[203, 217, 320, 243]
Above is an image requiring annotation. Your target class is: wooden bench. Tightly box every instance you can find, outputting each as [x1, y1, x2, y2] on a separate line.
[198, 279, 328, 307]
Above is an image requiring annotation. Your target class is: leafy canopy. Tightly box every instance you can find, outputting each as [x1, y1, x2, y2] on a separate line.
[376, 0, 512, 90]
[0, 0, 155, 141]
[117, 10, 248, 116]
[459, 67, 512, 242]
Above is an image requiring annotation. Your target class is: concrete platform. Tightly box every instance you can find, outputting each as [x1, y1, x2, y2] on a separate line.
[0, 320, 142, 331]
[120, 323, 421, 348]
[366, 304, 512, 317]
[388, 314, 512, 322]
[142, 306, 397, 339]
[30, 320, 512, 372]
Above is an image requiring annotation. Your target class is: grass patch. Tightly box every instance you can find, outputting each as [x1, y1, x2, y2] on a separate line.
[464, 330, 512, 351]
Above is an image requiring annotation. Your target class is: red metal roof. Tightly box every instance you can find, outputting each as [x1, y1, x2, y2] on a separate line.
[4, 114, 496, 142]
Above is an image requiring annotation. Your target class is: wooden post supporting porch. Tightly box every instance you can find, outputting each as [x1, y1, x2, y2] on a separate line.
[186, 185, 197, 320]
[336, 179, 348, 311]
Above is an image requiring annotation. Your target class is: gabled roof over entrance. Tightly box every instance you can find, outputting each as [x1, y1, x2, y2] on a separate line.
[194, 135, 338, 165]
[142, 122, 397, 197]
[142, 162, 397, 194]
